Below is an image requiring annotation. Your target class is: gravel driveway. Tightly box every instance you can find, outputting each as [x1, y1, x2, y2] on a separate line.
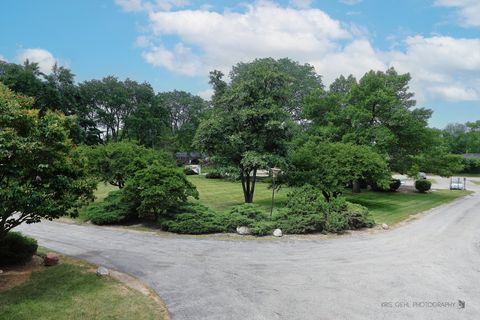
[17, 177, 480, 319]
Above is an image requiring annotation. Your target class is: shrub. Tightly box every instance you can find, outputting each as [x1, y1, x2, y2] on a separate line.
[123, 163, 199, 219]
[222, 204, 269, 231]
[0, 232, 38, 266]
[274, 186, 374, 234]
[183, 167, 198, 175]
[249, 221, 277, 236]
[85, 190, 133, 225]
[343, 203, 375, 229]
[415, 179, 432, 193]
[389, 179, 402, 192]
[274, 209, 325, 234]
[205, 170, 223, 179]
[371, 179, 401, 192]
[158, 203, 226, 234]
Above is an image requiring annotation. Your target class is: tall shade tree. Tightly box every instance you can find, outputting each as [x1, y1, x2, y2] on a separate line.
[80, 141, 174, 189]
[230, 58, 323, 120]
[195, 60, 296, 203]
[158, 90, 208, 151]
[79, 77, 156, 141]
[305, 68, 433, 173]
[0, 83, 95, 240]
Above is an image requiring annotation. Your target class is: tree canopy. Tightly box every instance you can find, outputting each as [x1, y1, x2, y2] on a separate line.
[0, 83, 95, 239]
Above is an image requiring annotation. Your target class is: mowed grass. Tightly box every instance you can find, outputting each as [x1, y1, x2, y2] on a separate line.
[188, 175, 472, 226]
[343, 189, 471, 225]
[187, 175, 290, 211]
[0, 261, 164, 320]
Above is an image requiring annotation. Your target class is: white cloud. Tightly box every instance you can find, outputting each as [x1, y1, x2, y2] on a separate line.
[387, 36, 480, 102]
[142, 43, 201, 76]
[0, 54, 6, 62]
[144, 1, 350, 75]
[429, 85, 479, 101]
[435, 0, 480, 27]
[16, 48, 58, 74]
[117, 1, 480, 104]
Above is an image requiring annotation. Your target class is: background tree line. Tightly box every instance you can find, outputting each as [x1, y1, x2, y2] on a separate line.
[0, 60, 207, 152]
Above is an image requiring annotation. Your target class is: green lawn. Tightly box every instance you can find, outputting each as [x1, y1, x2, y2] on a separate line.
[343, 189, 471, 225]
[0, 258, 164, 320]
[188, 175, 471, 226]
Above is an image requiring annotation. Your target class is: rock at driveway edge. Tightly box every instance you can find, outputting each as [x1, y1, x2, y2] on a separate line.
[381, 223, 389, 230]
[273, 229, 283, 237]
[44, 253, 59, 266]
[236, 226, 251, 235]
[96, 266, 109, 276]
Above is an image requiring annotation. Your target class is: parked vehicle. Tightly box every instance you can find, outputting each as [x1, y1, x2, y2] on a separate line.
[450, 177, 466, 190]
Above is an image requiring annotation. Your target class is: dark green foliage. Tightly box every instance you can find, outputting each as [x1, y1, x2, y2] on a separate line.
[0, 232, 38, 266]
[372, 179, 402, 192]
[288, 140, 390, 200]
[343, 203, 375, 229]
[205, 170, 223, 179]
[85, 190, 133, 225]
[274, 186, 373, 234]
[223, 204, 269, 231]
[183, 167, 198, 175]
[123, 163, 199, 219]
[462, 158, 480, 174]
[389, 179, 402, 192]
[81, 141, 174, 188]
[158, 203, 226, 234]
[274, 209, 325, 234]
[0, 84, 95, 239]
[249, 221, 277, 236]
[415, 180, 432, 193]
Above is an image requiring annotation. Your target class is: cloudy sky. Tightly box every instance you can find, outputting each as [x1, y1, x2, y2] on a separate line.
[1, 0, 479, 127]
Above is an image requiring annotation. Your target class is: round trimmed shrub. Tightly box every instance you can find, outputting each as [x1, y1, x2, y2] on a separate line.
[415, 179, 432, 193]
[0, 232, 38, 266]
[388, 179, 401, 192]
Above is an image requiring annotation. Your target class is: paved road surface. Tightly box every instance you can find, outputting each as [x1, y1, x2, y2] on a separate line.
[17, 177, 480, 319]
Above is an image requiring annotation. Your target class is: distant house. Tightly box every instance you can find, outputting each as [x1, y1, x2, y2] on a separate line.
[463, 153, 480, 159]
[175, 151, 207, 164]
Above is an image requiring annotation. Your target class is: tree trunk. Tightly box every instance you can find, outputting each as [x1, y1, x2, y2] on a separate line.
[352, 180, 361, 193]
[240, 169, 257, 203]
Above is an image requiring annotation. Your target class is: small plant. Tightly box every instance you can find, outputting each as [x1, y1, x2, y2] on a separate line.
[205, 170, 223, 179]
[249, 221, 277, 236]
[0, 232, 38, 266]
[415, 179, 432, 193]
[157, 203, 226, 234]
[389, 179, 402, 192]
[85, 190, 133, 225]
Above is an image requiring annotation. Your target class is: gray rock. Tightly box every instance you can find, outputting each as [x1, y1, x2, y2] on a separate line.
[96, 266, 109, 276]
[273, 229, 283, 237]
[236, 226, 251, 235]
[381, 223, 389, 230]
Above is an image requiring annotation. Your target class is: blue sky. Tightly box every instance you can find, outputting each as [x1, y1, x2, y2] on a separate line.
[1, 0, 479, 128]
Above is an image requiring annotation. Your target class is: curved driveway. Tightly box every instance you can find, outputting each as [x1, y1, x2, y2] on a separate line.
[18, 178, 480, 319]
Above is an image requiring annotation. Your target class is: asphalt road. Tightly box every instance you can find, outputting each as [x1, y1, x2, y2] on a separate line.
[17, 178, 480, 319]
